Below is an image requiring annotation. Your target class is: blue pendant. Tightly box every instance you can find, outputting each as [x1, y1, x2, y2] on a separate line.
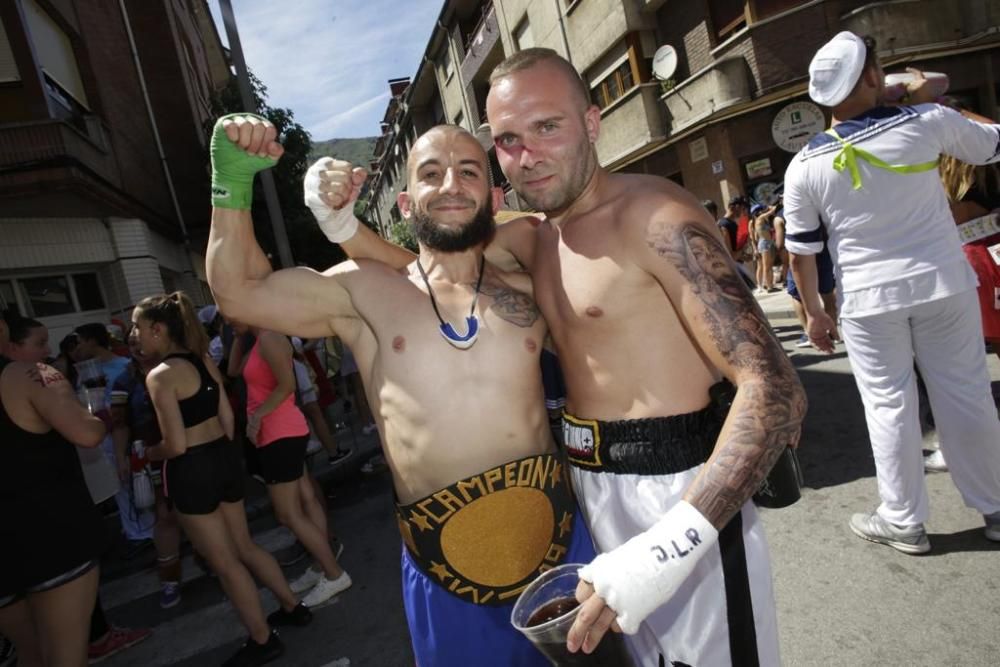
[439, 316, 479, 349]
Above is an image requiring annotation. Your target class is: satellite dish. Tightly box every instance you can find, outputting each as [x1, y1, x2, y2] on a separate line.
[652, 45, 678, 81]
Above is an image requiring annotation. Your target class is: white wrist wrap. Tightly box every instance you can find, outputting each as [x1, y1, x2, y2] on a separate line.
[304, 158, 360, 243]
[578, 501, 718, 634]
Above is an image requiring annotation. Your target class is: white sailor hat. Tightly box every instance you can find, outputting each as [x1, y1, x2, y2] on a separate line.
[808, 31, 867, 107]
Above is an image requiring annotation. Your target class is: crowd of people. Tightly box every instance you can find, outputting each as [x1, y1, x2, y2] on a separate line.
[0, 298, 370, 666]
[2, 29, 1000, 667]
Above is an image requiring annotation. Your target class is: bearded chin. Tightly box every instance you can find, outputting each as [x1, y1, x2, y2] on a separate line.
[412, 203, 496, 252]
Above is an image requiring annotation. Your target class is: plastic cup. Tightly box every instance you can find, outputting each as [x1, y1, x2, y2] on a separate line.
[75, 359, 106, 388]
[511, 563, 634, 666]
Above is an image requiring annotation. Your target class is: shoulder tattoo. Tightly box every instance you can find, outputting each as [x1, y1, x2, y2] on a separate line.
[479, 282, 540, 328]
[26, 363, 67, 388]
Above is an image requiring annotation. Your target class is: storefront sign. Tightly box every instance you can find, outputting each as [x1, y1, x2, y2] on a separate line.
[745, 157, 772, 179]
[689, 137, 708, 163]
[772, 101, 825, 153]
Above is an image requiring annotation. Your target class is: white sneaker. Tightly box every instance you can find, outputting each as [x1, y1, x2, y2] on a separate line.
[302, 571, 352, 607]
[923, 450, 948, 473]
[289, 566, 321, 594]
[985, 512, 1000, 542]
[849, 511, 930, 554]
[305, 437, 323, 455]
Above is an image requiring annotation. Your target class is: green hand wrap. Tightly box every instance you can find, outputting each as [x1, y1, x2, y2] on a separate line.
[210, 113, 278, 210]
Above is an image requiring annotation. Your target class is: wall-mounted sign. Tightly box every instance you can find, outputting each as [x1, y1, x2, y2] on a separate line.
[772, 101, 825, 153]
[711, 160, 724, 175]
[689, 137, 708, 163]
[745, 157, 772, 180]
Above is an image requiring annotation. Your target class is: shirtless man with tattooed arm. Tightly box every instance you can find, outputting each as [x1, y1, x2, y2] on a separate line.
[206, 117, 595, 667]
[332, 48, 806, 666]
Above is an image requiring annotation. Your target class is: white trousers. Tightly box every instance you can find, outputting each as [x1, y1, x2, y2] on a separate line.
[571, 465, 780, 667]
[840, 289, 1000, 526]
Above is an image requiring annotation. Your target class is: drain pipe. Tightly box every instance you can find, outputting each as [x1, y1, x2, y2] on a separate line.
[118, 0, 199, 286]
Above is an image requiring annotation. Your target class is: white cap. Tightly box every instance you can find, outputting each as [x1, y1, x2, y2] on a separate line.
[808, 31, 867, 107]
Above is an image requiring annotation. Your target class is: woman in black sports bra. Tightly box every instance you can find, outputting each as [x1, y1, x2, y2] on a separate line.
[132, 292, 309, 666]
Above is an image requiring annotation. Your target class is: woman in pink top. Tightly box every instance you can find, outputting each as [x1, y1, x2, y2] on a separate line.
[230, 325, 350, 608]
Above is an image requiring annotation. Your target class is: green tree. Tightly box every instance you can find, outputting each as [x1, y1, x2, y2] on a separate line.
[207, 71, 346, 270]
[388, 220, 418, 253]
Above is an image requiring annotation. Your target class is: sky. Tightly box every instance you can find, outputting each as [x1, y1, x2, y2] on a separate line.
[208, 0, 444, 140]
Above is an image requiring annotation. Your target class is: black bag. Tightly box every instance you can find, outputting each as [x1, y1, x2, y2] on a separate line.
[709, 380, 803, 508]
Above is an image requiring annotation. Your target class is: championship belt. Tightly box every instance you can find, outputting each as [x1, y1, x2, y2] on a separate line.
[395, 453, 577, 606]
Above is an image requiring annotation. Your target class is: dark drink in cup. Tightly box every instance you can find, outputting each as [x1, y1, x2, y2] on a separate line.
[525, 597, 634, 666]
[512, 564, 635, 667]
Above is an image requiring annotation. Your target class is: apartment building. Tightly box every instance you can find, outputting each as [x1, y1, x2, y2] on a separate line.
[365, 0, 1000, 225]
[0, 0, 229, 340]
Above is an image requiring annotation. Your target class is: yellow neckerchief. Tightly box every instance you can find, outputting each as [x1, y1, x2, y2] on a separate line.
[825, 128, 939, 190]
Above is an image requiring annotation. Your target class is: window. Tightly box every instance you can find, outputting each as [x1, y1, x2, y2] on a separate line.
[0, 14, 21, 82]
[441, 46, 454, 80]
[21, 276, 74, 317]
[513, 16, 533, 51]
[2, 272, 106, 319]
[0, 281, 17, 313]
[23, 0, 89, 108]
[592, 60, 635, 109]
[709, 0, 748, 40]
[72, 273, 105, 311]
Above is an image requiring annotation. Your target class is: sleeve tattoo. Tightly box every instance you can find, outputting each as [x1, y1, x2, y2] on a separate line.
[646, 221, 807, 527]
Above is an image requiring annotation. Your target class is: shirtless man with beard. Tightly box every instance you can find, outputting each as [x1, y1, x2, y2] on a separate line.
[205, 115, 595, 667]
[324, 49, 806, 667]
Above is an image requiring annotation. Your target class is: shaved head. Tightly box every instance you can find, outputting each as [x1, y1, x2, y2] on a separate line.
[489, 48, 591, 111]
[407, 125, 488, 187]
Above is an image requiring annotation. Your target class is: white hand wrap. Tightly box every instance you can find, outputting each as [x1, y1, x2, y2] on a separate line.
[304, 158, 360, 243]
[578, 500, 718, 634]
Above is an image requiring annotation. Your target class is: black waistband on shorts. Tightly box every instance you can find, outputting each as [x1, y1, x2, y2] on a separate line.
[395, 452, 577, 606]
[562, 382, 731, 475]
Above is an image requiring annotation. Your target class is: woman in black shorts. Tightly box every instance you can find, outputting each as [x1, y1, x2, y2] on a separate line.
[230, 324, 350, 608]
[0, 312, 108, 666]
[133, 293, 309, 666]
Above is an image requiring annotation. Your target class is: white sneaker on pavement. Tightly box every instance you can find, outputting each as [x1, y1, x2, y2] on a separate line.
[985, 512, 1000, 542]
[923, 449, 948, 473]
[302, 571, 352, 607]
[849, 511, 930, 554]
[290, 566, 322, 594]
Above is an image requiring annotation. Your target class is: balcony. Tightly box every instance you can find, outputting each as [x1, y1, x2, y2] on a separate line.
[460, 4, 501, 86]
[660, 56, 753, 135]
[596, 83, 667, 168]
[842, 0, 1000, 55]
[0, 119, 128, 217]
[0, 118, 116, 179]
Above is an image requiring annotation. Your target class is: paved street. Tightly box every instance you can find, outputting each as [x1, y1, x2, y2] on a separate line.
[98, 292, 1000, 666]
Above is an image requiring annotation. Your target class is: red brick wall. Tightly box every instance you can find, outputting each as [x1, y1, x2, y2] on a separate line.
[126, 0, 214, 235]
[73, 0, 174, 226]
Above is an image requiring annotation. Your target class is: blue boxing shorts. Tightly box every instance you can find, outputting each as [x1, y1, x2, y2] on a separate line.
[397, 453, 596, 667]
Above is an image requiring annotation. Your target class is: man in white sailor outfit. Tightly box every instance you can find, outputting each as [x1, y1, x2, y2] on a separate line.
[784, 31, 1000, 553]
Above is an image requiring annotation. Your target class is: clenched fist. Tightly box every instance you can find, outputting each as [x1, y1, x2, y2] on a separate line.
[210, 113, 284, 210]
[303, 157, 368, 244]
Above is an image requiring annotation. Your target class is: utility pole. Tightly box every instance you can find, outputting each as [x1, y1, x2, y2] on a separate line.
[218, 0, 294, 268]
